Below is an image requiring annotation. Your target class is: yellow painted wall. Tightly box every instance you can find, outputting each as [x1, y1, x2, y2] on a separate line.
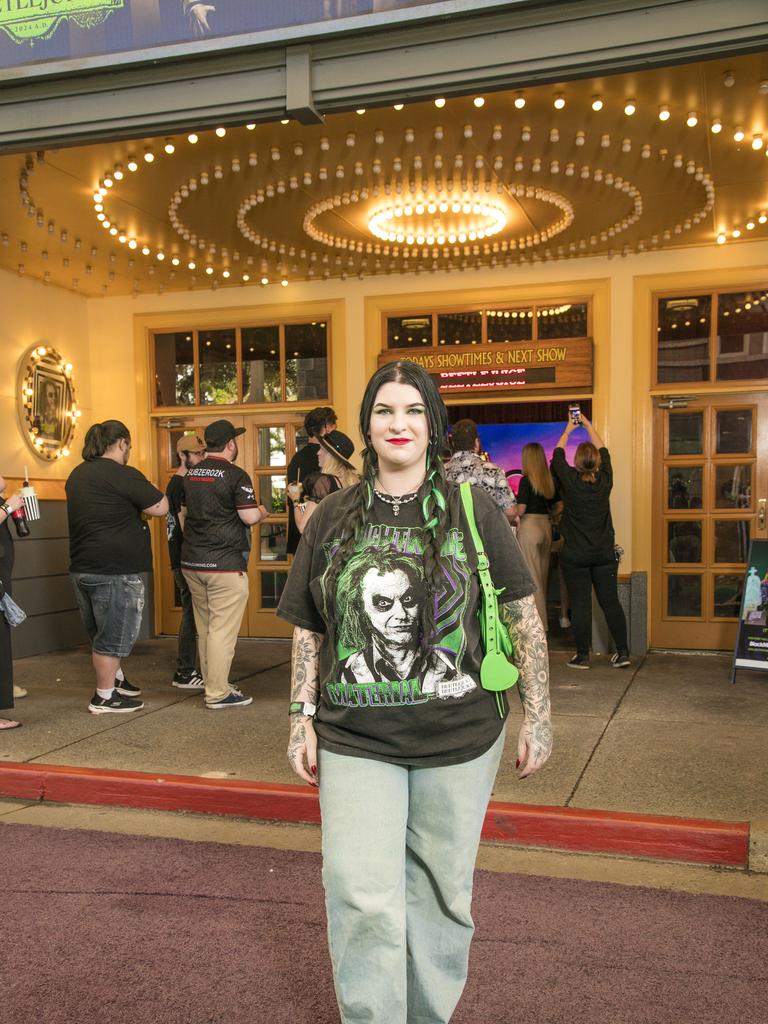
[4, 236, 767, 578]
[0, 271, 91, 490]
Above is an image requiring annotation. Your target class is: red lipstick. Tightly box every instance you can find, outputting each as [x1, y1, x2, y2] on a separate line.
[386, 438, 410, 445]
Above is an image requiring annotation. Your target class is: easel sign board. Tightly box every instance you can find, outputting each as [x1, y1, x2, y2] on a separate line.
[732, 539, 768, 682]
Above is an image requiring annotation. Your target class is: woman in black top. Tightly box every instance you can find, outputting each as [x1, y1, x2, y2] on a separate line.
[0, 475, 25, 729]
[516, 442, 562, 630]
[294, 430, 360, 535]
[551, 414, 630, 669]
[278, 361, 552, 1024]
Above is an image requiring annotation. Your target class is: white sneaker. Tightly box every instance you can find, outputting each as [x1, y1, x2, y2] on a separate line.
[559, 616, 571, 629]
[13, 685, 28, 699]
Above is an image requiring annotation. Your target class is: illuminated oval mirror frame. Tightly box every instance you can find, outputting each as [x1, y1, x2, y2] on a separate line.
[17, 344, 80, 462]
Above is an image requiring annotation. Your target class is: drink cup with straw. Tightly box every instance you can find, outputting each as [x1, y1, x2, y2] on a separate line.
[21, 465, 41, 521]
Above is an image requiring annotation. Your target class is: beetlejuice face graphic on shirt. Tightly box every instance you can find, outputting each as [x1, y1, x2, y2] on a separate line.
[324, 524, 477, 707]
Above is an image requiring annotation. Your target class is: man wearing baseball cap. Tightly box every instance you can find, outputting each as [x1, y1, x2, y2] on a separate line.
[166, 431, 207, 691]
[181, 420, 269, 708]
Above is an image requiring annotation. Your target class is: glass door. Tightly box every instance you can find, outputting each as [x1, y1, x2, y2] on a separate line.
[651, 394, 768, 649]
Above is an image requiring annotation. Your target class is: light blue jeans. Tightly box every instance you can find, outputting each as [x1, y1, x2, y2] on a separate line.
[318, 728, 505, 1024]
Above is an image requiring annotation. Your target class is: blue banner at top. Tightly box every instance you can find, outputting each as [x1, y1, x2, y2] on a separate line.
[0, 0, 462, 74]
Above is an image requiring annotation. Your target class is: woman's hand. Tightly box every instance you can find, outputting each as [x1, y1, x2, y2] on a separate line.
[5, 493, 24, 513]
[517, 715, 553, 779]
[287, 715, 318, 787]
[286, 482, 303, 502]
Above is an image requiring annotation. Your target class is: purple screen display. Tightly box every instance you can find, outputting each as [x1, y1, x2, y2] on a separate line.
[475, 422, 585, 495]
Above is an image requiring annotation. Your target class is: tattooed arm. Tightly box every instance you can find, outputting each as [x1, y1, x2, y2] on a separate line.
[500, 595, 553, 778]
[287, 626, 323, 787]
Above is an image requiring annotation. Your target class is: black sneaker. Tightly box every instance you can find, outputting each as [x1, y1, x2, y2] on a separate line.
[172, 669, 205, 691]
[115, 674, 142, 697]
[610, 651, 631, 668]
[88, 692, 144, 714]
[205, 687, 253, 710]
[567, 654, 591, 670]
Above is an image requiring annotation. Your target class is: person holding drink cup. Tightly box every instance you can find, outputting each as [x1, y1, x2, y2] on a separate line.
[0, 475, 27, 729]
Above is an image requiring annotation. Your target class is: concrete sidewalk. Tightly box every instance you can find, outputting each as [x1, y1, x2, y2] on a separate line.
[3, 638, 767, 829]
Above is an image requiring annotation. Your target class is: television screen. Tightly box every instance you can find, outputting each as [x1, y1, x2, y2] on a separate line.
[476, 423, 585, 495]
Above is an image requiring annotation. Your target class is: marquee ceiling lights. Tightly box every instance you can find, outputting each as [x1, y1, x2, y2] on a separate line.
[1, 51, 767, 295]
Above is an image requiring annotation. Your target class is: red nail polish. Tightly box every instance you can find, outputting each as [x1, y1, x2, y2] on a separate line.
[515, 759, 520, 769]
[310, 765, 317, 775]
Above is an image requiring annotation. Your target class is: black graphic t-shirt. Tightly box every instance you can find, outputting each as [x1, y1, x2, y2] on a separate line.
[66, 459, 163, 574]
[180, 456, 258, 572]
[165, 474, 186, 570]
[277, 483, 535, 768]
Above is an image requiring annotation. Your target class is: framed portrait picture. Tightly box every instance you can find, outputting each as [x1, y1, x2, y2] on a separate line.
[33, 365, 67, 443]
[18, 344, 80, 462]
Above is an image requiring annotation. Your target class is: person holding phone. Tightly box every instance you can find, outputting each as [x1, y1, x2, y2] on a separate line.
[551, 410, 630, 669]
[0, 477, 26, 730]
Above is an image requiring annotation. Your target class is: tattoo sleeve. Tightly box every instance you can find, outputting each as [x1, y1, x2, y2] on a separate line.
[290, 626, 322, 705]
[500, 594, 553, 760]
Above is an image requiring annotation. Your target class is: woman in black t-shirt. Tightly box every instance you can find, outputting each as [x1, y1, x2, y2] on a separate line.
[551, 413, 630, 670]
[516, 442, 562, 631]
[278, 361, 552, 1024]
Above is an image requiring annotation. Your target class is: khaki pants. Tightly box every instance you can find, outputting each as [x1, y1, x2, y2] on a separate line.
[516, 514, 552, 630]
[182, 570, 249, 703]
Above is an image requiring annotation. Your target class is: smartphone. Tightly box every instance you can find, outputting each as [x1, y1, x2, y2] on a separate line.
[568, 403, 581, 425]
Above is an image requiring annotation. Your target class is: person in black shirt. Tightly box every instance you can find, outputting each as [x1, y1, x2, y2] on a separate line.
[285, 406, 336, 555]
[166, 432, 206, 690]
[66, 420, 167, 714]
[181, 419, 269, 709]
[0, 475, 26, 730]
[551, 413, 630, 669]
[278, 361, 551, 1023]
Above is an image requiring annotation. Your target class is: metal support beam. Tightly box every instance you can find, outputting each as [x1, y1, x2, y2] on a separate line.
[285, 46, 325, 126]
[0, 0, 766, 152]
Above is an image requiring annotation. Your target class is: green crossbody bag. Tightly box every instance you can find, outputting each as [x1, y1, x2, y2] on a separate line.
[459, 481, 519, 718]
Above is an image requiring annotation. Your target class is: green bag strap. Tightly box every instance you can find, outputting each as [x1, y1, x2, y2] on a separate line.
[459, 482, 518, 717]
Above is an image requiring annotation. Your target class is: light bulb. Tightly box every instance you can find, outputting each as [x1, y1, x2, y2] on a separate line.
[215, 127, 226, 137]
[686, 112, 698, 127]
[113, 166, 124, 180]
[127, 158, 138, 172]
[281, 278, 288, 287]
[514, 92, 525, 109]
[591, 96, 603, 111]
[658, 105, 670, 121]
[553, 94, 565, 110]
[143, 148, 154, 162]
[716, 233, 726, 244]
[261, 276, 269, 285]
[624, 99, 636, 115]
[751, 134, 764, 150]
[187, 133, 198, 144]
[473, 96, 485, 108]
[710, 119, 722, 134]
[164, 139, 175, 154]
[245, 123, 256, 130]
[188, 261, 196, 269]
[393, 103, 404, 111]
[434, 97, 446, 108]
[733, 127, 745, 142]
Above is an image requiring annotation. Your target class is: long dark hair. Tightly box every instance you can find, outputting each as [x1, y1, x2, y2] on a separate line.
[82, 420, 130, 461]
[323, 361, 450, 664]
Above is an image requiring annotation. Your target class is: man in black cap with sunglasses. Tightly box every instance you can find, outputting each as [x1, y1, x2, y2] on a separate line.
[181, 419, 269, 709]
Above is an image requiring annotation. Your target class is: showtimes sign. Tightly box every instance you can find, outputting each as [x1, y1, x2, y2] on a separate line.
[378, 337, 593, 394]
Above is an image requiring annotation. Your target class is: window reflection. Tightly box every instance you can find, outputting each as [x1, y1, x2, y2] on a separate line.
[255, 427, 286, 467]
[487, 308, 533, 343]
[667, 574, 702, 616]
[437, 311, 481, 346]
[200, 329, 237, 404]
[261, 571, 288, 609]
[667, 467, 703, 509]
[716, 291, 768, 381]
[285, 323, 328, 402]
[713, 574, 744, 618]
[657, 296, 710, 384]
[715, 409, 752, 454]
[668, 411, 703, 455]
[155, 332, 194, 406]
[667, 521, 702, 563]
[387, 315, 432, 349]
[242, 327, 280, 403]
[536, 302, 588, 339]
[714, 464, 752, 508]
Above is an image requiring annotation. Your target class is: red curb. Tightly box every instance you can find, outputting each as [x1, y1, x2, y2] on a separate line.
[0, 762, 749, 868]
